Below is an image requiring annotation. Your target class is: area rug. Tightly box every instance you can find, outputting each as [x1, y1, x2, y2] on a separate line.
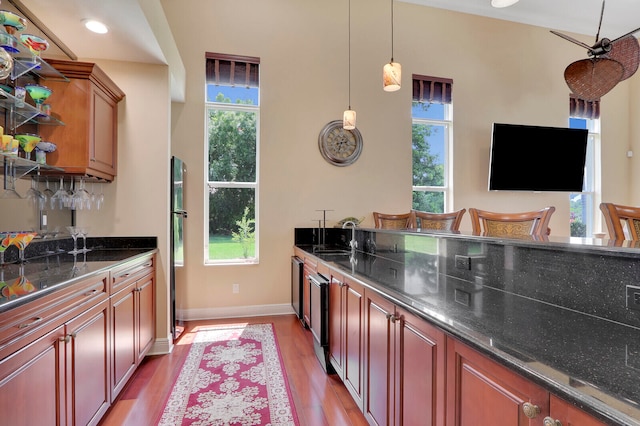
[158, 323, 300, 426]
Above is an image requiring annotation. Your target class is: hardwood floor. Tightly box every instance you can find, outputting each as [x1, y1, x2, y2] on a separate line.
[99, 314, 368, 426]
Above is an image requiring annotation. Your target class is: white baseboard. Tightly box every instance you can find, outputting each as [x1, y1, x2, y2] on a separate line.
[177, 303, 295, 321]
[148, 334, 174, 356]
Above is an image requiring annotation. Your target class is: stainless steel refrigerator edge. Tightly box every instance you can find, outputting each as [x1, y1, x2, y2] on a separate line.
[171, 156, 187, 339]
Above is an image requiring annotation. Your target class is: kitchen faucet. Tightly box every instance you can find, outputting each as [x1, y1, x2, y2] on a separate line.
[342, 221, 358, 253]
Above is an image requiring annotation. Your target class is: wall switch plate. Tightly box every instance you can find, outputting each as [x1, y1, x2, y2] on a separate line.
[233, 283, 240, 294]
[455, 255, 471, 270]
[626, 285, 640, 311]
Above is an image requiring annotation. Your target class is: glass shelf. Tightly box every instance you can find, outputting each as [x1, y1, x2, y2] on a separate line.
[2, 153, 63, 179]
[11, 57, 69, 82]
[0, 88, 64, 128]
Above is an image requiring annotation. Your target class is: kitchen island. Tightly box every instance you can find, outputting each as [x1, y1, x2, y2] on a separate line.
[295, 227, 640, 425]
[0, 237, 157, 426]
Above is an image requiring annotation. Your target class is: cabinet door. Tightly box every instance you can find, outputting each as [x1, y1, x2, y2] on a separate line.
[395, 306, 446, 426]
[446, 337, 549, 426]
[65, 298, 111, 426]
[111, 283, 136, 400]
[343, 277, 364, 408]
[136, 272, 155, 361]
[364, 289, 395, 426]
[302, 262, 316, 328]
[0, 325, 66, 426]
[328, 273, 344, 377]
[549, 395, 607, 426]
[90, 82, 118, 176]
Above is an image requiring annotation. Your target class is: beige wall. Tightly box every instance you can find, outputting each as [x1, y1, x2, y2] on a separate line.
[162, 0, 635, 318]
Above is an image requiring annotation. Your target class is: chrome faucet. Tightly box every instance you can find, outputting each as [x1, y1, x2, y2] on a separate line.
[342, 220, 358, 252]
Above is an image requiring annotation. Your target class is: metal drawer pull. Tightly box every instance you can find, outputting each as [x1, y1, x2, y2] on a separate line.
[543, 417, 562, 426]
[59, 335, 71, 343]
[17, 316, 43, 329]
[522, 402, 540, 419]
[386, 313, 397, 323]
[84, 289, 99, 297]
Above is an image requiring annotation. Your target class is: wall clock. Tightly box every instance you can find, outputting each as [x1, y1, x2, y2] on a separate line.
[318, 120, 363, 167]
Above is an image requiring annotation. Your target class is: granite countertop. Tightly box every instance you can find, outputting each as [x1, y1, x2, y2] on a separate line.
[0, 248, 156, 314]
[298, 245, 640, 426]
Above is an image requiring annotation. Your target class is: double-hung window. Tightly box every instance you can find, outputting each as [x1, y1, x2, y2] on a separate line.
[569, 96, 600, 238]
[411, 75, 453, 213]
[205, 53, 260, 264]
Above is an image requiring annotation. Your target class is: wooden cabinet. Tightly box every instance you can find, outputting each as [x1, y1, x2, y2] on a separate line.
[446, 337, 550, 426]
[0, 252, 155, 426]
[110, 254, 155, 400]
[546, 395, 607, 426]
[64, 298, 110, 426]
[302, 257, 317, 328]
[328, 272, 364, 408]
[39, 59, 125, 181]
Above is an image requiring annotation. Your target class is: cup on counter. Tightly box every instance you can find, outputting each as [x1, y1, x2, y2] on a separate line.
[14, 86, 25, 107]
[35, 148, 46, 164]
[1, 134, 11, 153]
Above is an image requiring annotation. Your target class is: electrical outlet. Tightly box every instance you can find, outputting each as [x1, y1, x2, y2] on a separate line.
[626, 285, 640, 311]
[455, 255, 471, 270]
[233, 283, 240, 294]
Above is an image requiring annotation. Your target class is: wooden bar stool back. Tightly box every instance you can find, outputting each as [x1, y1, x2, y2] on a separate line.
[412, 209, 466, 231]
[468, 207, 556, 238]
[600, 202, 640, 240]
[373, 212, 415, 229]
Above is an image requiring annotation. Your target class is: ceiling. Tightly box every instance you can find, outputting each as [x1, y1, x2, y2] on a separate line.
[11, 0, 640, 65]
[9, 0, 640, 100]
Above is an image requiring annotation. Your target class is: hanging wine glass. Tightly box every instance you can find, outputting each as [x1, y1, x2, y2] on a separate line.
[72, 177, 91, 210]
[0, 161, 22, 199]
[42, 178, 54, 208]
[25, 176, 45, 210]
[51, 176, 69, 209]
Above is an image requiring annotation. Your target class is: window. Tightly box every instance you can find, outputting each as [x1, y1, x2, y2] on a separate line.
[205, 53, 259, 264]
[411, 75, 453, 213]
[569, 97, 600, 238]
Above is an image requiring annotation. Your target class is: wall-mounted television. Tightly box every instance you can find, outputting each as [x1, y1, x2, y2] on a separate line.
[488, 123, 588, 192]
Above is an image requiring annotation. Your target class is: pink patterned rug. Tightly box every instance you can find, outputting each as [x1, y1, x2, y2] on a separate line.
[158, 323, 300, 426]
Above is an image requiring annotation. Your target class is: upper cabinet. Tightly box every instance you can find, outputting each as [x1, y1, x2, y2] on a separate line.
[39, 59, 125, 181]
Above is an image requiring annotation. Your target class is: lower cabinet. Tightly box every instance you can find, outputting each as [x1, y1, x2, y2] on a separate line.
[362, 289, 445, 426]
[321, 256, 607, 426]
[302, 258, 317, 328]
[328, 272, 364, 408]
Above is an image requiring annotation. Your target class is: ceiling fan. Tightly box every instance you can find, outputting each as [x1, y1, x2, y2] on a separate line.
[550, 0, 640, 101]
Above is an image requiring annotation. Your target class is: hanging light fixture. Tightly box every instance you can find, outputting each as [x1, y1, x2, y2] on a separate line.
[344, 0, 356, 129]
[383, 0, 401, 92]
[491, 0, 519, 8]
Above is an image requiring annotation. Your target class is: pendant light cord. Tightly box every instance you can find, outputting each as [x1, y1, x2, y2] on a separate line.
[390, 0, 394, 63]
[348, 0, 352, 110]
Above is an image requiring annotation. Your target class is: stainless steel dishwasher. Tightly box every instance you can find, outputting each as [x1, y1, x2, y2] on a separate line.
[291, 256, 303, 323]
[309, 272, 333, 373]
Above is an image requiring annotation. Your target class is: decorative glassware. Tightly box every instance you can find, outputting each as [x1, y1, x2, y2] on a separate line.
[78, 227, 90, 252]
[51, 177, 69, 210]
[0, 10, 27, 35]
[67, 226, 80, 254]
[24, 85, 51, 111]
[0, 44, 13, 79]
[12, 232, 36, 263]
[72, 178, 91, 210]
[15, 133, 41, 160]
[25, 177, 45, 210]
[0, 232, 17, 265]
[20, 34, 48, 61]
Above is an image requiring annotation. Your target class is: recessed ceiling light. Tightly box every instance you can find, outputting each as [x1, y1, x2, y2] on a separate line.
[491, 0, 519, 7]
[83, 19, 108, 34]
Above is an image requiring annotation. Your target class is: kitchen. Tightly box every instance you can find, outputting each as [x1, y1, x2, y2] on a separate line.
[1, 0, 640, 424]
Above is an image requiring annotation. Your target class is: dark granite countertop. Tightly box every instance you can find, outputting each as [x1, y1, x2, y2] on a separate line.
[297, 244, 640, 426]
[0, 247, 157, 314]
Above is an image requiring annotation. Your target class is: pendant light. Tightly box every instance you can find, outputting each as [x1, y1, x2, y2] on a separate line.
[383, 0, 401, 92]
[343, 0, 356, 129]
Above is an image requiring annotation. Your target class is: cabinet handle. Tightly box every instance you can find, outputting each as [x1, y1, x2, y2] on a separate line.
[522, 402, 541, 419]
[84, 289, 98, 297]
[543, 417, 562, 426]
[70, 332, 78, 339]
[386, 313, 397, 323]
[17, 316, 43, 329]
[59, 334, 71, 343]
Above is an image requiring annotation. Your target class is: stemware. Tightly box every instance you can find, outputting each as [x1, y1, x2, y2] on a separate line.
[42, 178, 54, 208]
[0, 161, 22, 199]
[72, 178, 91, 210]
[78, 227, 90, 252]
[66, 226, 80, 254]
[20, 34, 49, 63]
[25, 177, 45, 210]
[51, 176, 69, 209]
[0, 232, 16, 265]
[24, 84, 52, 111]
[12, 232, 36, 263]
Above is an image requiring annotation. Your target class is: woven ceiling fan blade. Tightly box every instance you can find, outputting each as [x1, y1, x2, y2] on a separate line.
[550, 30, 595, 52]
[564, 58, 624, 101]
[604, 35, 640, 80]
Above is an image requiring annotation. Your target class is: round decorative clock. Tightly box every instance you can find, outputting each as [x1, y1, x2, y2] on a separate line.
[318, 120, 363, 167]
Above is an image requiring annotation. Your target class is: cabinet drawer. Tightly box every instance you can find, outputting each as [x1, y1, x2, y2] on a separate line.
[110, 256, 154, 294]
[0, 272, 108, 360]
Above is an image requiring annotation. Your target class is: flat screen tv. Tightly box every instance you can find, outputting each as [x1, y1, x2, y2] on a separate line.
[488, 123, 588, 192]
